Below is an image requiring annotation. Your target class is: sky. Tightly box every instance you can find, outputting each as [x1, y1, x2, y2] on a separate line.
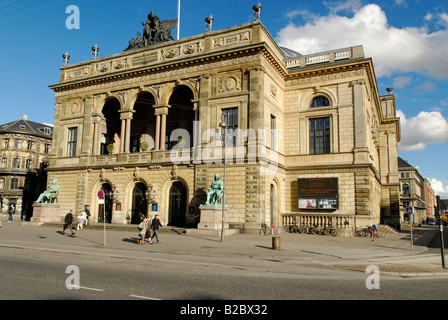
[0, 0, 447, 197]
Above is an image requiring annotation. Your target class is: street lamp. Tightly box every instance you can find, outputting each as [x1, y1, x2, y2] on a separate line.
[145, 184, 156, 203]
[218, 113, 227, 242]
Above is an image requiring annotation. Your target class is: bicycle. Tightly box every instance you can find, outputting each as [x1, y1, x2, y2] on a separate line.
[260, 223, 270, 235]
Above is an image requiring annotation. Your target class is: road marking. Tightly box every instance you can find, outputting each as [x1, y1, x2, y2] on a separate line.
[129, 294, 162, 300]
[79, 286, 104, 292]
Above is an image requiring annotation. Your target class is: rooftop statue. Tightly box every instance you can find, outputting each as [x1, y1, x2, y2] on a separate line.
[34, 179, 61, 204]
[125, 8, 177, 51]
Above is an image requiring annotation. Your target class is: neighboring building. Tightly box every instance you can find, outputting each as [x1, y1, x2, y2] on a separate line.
[423, 179, 436, 222]
[0, 115, 53, 219]
[398, 157, 425, 224]
[48, 14, 400, 234]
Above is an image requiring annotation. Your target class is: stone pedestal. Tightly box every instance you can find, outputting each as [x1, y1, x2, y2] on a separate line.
[186, 205, 239, 236]
[30, 204, 61, 225]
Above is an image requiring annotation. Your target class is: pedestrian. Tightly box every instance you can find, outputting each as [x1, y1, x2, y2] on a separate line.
[84, 205, 91, 226]
[76, 213, 85, 231]
[63, 210, 75, 235]
[145, 216, 153, 244]
[8, 204, 14, 222]
[137, 218, 149, 245]
[150, 214, 163, 244]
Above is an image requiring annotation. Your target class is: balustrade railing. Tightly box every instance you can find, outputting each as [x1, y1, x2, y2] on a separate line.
[281, 212, 354, 230]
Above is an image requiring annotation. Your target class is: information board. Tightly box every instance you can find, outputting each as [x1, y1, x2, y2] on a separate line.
[297, 178, 338, 210]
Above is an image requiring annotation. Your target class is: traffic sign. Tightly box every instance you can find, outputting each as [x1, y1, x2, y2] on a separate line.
[97, 190, 104, 199]
[406, 206, 414, 215]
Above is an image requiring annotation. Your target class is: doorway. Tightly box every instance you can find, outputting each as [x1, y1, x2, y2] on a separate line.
[98, 183, 113, 223]
[131, 182, 148, 224]
[168, 181, 187, 227]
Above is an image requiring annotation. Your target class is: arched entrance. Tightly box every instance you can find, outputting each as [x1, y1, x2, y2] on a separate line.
[100, 98, 121, 155]
[131, 92, 156, 152]
[168, 181, 187, 227]
[166, 86, 195, 150]
[131, 182, 148, 224]
[98, 183, 113, 223]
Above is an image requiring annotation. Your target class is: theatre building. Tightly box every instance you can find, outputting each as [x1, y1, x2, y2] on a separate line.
[47, 13, 400, 234]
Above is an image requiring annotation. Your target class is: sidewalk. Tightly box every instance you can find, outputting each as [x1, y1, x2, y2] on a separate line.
[1, 219, 448, 277]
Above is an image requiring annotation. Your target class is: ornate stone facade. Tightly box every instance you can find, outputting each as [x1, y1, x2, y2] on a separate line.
[0, 115, 53, 218]
[48, 21, 400, 233]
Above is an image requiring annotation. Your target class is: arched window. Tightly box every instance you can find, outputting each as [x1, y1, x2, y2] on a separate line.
[310, 96, 330, 108]
[402, 183, 409, 195]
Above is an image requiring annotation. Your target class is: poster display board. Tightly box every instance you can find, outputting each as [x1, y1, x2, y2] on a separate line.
[297, 178, 338, 210]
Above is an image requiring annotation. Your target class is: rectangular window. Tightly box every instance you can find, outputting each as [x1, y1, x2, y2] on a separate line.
[26, 159, 32, 169]
[4, 139, 9, 149]
[0, 178, 4, 189]
[14, 139, 22, 149]
[309, 117, 331, 154]
[270, 115, 277, 151]
[67, 127, 78, 157]
[27, 140, 34, 151]
[221, 107, 238, 145]
[12, 158, 20, 169]
[10, 178, 18, 190]
[45, 144, 50, 154]
[1, 158, 6, 168]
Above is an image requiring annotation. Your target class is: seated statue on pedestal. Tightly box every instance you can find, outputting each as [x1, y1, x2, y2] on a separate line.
[205, 174, 224, 206]
[34, 179, 61, 204]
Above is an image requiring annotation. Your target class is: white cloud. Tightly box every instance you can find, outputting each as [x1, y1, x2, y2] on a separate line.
[429, 178, 448, 198]
[393, 76, 412, 88]
[397, 110, 448, 151]
[276, 4, 448, 78]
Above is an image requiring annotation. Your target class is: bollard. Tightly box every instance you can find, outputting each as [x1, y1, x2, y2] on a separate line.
[272, 236, 281, 250]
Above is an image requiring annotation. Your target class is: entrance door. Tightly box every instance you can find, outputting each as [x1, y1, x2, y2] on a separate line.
[131, 183, 148, 224]
[98, 183, 113, 223]
[169, 181, 187, 227]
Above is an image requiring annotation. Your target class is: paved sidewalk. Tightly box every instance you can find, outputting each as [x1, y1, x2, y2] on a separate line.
[1, 219, 448, 277]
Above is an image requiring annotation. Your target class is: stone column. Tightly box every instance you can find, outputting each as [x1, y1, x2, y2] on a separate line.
[120, 119, 126, 153]
[155, 114, 161, 150]
[351, 79, 369, 164]
[91, 114, 102, 155]
[125, 118, 131, 153]
[154, 105, 169, 151]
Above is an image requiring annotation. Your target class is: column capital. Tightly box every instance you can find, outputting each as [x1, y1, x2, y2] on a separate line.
[154, 104, 170, 115]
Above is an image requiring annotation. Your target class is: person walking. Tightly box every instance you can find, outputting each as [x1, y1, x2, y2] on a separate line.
[137, 218, 148, 245]
[145, 216, 153, 244]
[63, 210, 76, 235]
[84, 205, 91, 226]
[8, 204, 14, 222]
[150, 214, 163, 244]
[76, 213, 85, 231]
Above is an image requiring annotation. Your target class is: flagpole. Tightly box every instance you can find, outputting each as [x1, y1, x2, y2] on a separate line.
[177, 0, 180, 40]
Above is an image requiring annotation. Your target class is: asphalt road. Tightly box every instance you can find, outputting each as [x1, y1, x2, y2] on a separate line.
[1, 245, 447, 302]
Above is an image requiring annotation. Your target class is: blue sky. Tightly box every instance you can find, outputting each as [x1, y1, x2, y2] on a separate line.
[0, 0, 447, 197]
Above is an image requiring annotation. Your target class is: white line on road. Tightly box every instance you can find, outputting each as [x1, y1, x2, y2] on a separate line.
[79, 286, 104, 292]
[129, 294, 162, 300]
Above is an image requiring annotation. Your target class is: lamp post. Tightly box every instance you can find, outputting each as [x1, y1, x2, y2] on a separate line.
[218, 113, 227, 242]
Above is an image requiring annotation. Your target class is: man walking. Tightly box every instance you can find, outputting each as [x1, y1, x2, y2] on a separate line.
[150, 214, 163, 243]
[63, 210, 76, 235]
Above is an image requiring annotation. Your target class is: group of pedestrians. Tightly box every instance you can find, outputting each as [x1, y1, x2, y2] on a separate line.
[138, 214, 163, 245]
[62, 206, 91, 235]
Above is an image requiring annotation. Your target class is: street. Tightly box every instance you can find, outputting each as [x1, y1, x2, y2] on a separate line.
[1, 243, 448, 301]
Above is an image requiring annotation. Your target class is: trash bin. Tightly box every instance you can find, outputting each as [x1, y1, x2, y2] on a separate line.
[272, 236, 280, 250]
